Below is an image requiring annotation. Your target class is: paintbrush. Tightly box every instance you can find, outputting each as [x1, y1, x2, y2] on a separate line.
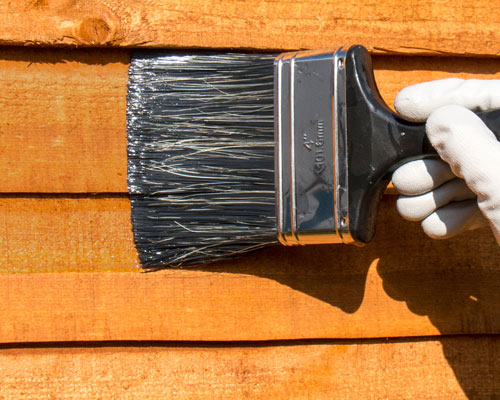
[127, 46, 500, 268]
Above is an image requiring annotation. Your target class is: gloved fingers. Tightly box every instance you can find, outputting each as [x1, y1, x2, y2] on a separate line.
[421, 200, 489, 239]
[394, 78, 500, 122]
[392, 158, 455, 196]
[426, 105, 500, 242]
[397, 178, 476, 221]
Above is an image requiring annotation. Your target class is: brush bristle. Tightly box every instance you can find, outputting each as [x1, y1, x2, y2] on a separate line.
[127, 52, 277, 268]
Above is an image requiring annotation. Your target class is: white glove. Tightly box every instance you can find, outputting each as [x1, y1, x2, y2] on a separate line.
[392, 78, 500, 243]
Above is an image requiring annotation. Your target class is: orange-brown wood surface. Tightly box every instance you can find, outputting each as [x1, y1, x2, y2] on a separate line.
[2, 196, 500, 343]
[0, 48, 129, 193]
[1, 337, 499, 399]
[2, 0, 500, 57]
[0, 195, 138, 273]
[2, 1, 500, 397]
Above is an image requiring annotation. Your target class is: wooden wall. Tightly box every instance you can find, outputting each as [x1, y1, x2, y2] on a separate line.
[1, 1, 500, 398]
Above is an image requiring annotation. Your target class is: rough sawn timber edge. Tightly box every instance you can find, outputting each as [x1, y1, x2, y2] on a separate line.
[2, 0, 500, 57]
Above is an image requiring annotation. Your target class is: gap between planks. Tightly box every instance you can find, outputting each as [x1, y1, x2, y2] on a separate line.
[1, 336, 500, 399]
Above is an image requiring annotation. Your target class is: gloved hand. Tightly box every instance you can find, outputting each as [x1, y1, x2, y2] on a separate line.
[391, 78, 500, 244]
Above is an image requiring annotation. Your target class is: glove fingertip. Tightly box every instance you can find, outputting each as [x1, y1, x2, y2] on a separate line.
[421, 200, 487, 240]
[421, 212, 448, 239]
[396, 194, 435, 222]
[394, 86, 429, 122]
[392, 159, 454, 195]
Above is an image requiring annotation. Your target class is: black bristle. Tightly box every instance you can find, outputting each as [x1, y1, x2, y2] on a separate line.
[127, 52, 277, 268]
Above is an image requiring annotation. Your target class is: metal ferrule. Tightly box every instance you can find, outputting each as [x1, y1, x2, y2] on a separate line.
[274, 48, 353, 246]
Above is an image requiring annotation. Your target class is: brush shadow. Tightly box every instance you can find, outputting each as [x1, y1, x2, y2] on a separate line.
[195, 201, 401, 315]
[436, 335, 500, 398]
[193, 196, 500, 396]
[202, 243, 373, 314]
[375, 199, 500, 398]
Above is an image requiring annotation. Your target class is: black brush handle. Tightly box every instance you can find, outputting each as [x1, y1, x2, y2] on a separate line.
[345, 45, 500, 244]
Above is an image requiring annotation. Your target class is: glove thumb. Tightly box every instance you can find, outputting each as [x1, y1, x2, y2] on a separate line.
[427, 105, 500, 242]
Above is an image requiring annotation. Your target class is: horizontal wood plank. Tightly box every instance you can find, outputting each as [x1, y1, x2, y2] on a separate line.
[2, 196, 500, 342]
[2, 1, 500, 57]
[2, 47, 500, 192]
[1, 337, 500, 399]
[0, 48, 129, 193]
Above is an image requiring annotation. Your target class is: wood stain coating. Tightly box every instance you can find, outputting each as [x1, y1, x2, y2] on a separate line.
[2, 1, 500, 395]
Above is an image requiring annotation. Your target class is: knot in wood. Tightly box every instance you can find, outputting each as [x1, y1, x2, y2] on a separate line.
[77, 17, 113, 44]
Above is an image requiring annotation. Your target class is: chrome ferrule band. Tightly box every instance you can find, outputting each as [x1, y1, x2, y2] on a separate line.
[275, 48, 352, 246]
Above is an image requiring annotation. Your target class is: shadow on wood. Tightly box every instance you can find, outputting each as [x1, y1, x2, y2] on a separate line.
[200, 197, 500, 398]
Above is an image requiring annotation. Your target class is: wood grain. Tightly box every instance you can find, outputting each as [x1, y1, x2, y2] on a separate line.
[2, 47, 500, 193]
[0, 47, 129, 193]
[1, 0, 500, 57]
[2, 3, 500, 397]
[2, 196, 500, 342]
[0, 195, 139, 273]
[1, 337, 500, 399]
